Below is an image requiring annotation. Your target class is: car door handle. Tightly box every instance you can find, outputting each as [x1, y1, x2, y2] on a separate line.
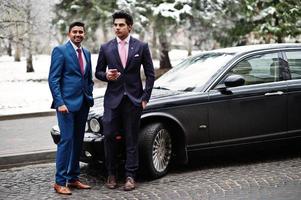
[199, 125, 207, 129]
[264, 91, 284, 96]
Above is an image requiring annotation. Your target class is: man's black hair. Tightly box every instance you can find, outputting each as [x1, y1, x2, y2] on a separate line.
[112, 10, 133, 26]
[69, 22, 85, 33]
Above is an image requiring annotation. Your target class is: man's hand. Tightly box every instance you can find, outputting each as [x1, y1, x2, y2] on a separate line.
[106, 69, 121, 81]
[58, 105, 69, 113]
[142, 101, 147, 109]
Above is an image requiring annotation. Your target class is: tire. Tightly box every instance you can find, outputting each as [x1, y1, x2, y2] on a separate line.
[139, 123, 172, 178]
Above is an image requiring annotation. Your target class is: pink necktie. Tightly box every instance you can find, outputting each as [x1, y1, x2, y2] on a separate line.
[119, 40, 127, 68]
[76, 48, 84, 75]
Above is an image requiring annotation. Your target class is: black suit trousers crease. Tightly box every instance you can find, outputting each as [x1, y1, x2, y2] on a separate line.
[103, 95, 142, 178]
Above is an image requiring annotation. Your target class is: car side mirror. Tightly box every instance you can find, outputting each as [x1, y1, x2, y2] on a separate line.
[216, 74, 245, 94]
[224, 74, 245, 87]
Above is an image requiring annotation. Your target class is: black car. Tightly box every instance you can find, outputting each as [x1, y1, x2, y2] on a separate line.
[51, 43, 301, 178]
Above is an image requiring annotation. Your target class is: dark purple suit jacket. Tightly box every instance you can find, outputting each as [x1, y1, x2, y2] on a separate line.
[95, 36, 155, 109]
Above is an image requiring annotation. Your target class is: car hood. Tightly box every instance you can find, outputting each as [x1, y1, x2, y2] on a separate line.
[88, 88, 186, 118]
[147, 89, 204, 110]
[149, 88, 184, 100]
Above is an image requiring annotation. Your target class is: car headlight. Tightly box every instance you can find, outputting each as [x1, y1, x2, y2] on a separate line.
[85, 122, 89, 132]
[89, 118, 100, 133]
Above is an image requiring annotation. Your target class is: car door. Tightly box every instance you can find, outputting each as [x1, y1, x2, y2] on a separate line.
[285, 50, 301, 136]
[207, 51, 288, 145]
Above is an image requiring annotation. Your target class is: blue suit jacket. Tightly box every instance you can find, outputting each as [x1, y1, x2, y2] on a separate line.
[48, 41, 94, 112]
[95, 37, 155, 108]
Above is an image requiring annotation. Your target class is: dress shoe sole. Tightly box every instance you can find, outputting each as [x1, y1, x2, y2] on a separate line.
[68, 185, 91, 189]
[54, 188, 72, 195]
[123, 187, 135, 191]
[123, 186, 135, 191]
[105, 184, 117, 189]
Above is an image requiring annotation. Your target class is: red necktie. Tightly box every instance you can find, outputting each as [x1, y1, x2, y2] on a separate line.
[76, 48, 84, 75]
[119, 40, 127, 68]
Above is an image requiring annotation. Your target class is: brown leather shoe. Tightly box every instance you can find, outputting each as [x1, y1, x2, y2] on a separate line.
[68, 180, 91, 189]
[105, 175, 117, 189]
[123, 177, 135, 191]
[53, 183, 72, 195]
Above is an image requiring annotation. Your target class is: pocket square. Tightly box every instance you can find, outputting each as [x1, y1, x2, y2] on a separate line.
[134, 54, 139, 57]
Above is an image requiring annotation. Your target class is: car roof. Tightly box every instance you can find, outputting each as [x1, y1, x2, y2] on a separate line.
[210, 43, 301, 55]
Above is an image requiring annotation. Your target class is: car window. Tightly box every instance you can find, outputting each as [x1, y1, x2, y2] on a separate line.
[226, 52, 282, 86]
[286, 51, 301, 80]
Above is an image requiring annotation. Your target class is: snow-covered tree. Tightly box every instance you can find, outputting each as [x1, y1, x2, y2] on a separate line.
[53, 0, 192, 69]
[180, 0, 242, 49]
[52, 0, 118, 52]
[216, 0, 301, 45]
[145, 0, 192, 69]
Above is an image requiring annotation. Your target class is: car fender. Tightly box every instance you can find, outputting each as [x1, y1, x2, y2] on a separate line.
[140, 111, 188, 164]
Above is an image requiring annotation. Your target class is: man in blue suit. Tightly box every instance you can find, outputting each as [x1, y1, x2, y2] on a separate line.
[48, 22, 94, 195]
[95, 11, 155, 191]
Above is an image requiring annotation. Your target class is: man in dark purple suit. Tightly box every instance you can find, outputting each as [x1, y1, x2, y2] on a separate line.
[95, 10, 155, 191]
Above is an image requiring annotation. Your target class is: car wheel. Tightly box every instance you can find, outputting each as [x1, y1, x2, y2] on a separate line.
[139, 123, 172, 178]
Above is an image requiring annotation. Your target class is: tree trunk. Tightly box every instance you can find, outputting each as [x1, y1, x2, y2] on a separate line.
[26, 0, 34, 73]
[187, 18, 193, 56]
[90, 34, 98, 53]
[276, 36, 283, 43]
[26, 53, 34, 72]
[159, 32, 172, 69]
[7, 34, 13, 56]
[7, 41, 12, 56]
[187, 35, 192, 56]
[102, 22, 108, 43]
[139, 31, 145, 42]
[151, 24, 158, 59]
[14, 25, 21, 61]
[14, 40, 21, 62]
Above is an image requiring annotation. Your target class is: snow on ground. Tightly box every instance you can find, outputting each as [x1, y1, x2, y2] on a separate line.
[0, 49, 201, 116]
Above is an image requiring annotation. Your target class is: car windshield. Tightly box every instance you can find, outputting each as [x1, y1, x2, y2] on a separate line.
[154, 52, 235, 91]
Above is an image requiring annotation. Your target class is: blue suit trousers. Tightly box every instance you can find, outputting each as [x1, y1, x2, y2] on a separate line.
[55, 101, 89, 186]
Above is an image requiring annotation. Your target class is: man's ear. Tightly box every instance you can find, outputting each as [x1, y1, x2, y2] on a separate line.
[128, 25, 132, 32]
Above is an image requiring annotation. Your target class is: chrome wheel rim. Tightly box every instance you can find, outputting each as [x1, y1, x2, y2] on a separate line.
[152, 129, 172, 173]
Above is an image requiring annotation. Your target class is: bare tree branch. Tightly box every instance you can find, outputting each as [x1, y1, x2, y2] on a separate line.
[0, 20, 27, 23]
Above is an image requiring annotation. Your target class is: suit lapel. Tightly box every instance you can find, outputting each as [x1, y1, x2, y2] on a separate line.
[66, 41, 82, 75]
[67, 41, 90, 76]
[111, 37, 137, 70]
[111, 39, 124, 71]
[126, 36, 136, 68]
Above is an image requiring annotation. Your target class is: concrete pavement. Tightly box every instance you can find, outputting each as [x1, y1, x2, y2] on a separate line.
[0, 112, 57, 168]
